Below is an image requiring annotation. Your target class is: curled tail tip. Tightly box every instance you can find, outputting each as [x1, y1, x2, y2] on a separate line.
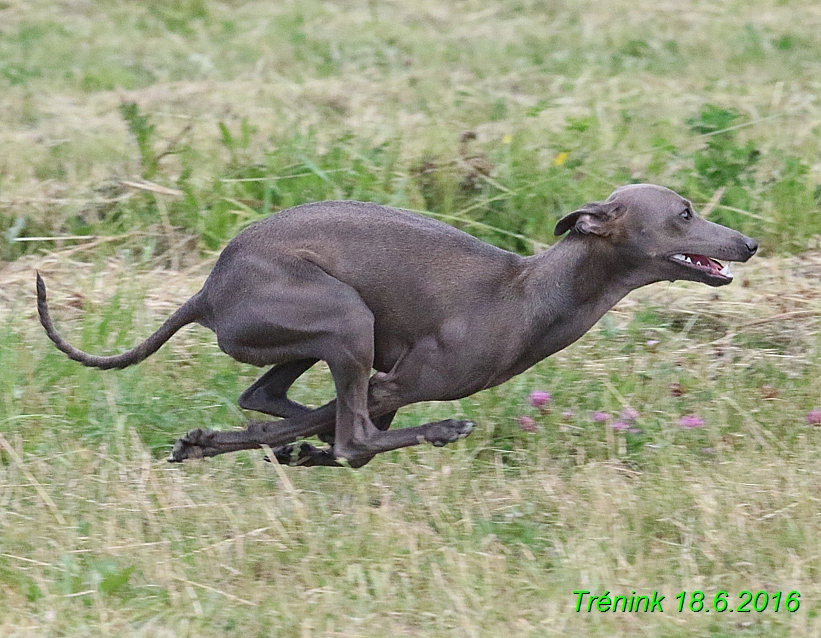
[36, 271, 46, 297]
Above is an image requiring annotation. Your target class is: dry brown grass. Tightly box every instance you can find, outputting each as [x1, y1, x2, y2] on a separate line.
[2, 246, 821, 636]
[3, 0, 821, 635]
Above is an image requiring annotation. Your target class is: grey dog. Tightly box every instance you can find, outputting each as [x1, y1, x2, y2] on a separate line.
[37, 184, 757, 467]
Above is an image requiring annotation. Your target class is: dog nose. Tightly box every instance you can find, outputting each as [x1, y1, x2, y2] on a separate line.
[744, 237, 758, 256]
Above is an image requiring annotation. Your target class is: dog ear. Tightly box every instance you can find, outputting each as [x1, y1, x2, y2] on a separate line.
[553, 201, 625, 236]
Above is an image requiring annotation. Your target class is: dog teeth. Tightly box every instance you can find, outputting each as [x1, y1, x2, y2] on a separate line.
[720, 263, 733, 278]
[672, 254, 686, 261]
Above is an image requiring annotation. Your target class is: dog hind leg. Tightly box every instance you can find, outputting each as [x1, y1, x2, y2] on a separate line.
[238, 358, 319, 418]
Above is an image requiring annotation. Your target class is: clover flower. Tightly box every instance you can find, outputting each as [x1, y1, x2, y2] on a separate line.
[529, 391, 552, 409]
[518, 416, 537, 432]
[679, 415, 705, 429]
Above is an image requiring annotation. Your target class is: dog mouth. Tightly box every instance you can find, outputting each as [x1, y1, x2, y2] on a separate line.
[669, 253, 733, 280]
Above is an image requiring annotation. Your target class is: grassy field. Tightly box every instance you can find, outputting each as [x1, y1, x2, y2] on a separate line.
[2, 0, 821, 635]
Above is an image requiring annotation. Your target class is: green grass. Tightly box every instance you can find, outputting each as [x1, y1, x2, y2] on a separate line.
[2, 0, 821, 260]
[2, 0, 821, 635]
[3, 253, 821, 636]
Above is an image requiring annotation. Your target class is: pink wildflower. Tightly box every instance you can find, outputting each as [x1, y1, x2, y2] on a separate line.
[593, 411, 610, 423]
[806, 409, 821, 425]
[529, 391, 552, 409]
[611, 420, 629, 431]
[620, 407, 639, 422]
[679, 415, 705, 429]
[518, 416, 537, 432]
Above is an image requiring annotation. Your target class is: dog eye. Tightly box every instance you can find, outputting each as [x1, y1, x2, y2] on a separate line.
[679, 208, 692, 220]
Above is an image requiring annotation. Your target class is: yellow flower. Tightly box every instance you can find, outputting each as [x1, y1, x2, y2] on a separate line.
[502, 134, 513, 144]
[554, 152, 569, 166]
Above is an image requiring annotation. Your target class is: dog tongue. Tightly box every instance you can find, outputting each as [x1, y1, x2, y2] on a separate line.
[685, 254, 726, 275]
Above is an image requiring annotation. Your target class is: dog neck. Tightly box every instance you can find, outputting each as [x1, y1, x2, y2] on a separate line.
[519, 233, 656, 361]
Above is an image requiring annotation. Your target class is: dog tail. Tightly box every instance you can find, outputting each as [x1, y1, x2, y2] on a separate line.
[36, 272, 203, 370]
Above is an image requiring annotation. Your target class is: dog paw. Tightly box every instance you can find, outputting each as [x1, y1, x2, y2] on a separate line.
[426, 419, 475, 447]
[262, 443, 296, 465]
[294, 443, 341, 467]
[168, 428, 215, 462]
[265, 442, 342, 467]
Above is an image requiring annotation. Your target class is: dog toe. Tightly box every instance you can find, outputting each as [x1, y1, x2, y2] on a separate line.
[168, 428, 214, 462]
[263, 444, 296, 464]
[458, 420, 476, 437]
[295, 443, 341, 467]
[426, 419, 476, 447]
[168, 437, 199, 462]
